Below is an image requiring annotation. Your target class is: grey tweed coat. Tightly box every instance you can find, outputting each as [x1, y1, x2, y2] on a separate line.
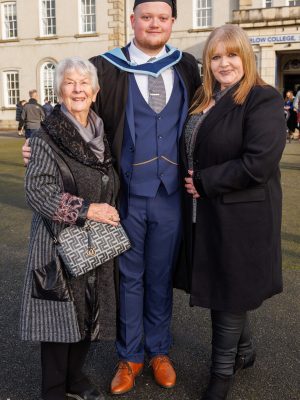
[20, 108, 118, 343]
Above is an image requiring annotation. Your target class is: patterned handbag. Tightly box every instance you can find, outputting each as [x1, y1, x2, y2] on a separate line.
[40, 133, 131, 278]
[56, 220, 130, 277]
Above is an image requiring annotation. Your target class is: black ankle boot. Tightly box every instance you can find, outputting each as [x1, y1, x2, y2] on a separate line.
[201, 374, 233, 400]
[234, 350, 256, 372]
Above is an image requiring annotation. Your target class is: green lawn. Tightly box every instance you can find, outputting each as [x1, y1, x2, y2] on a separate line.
[0, 136, 299, 270]
[0, 137, 31, 253]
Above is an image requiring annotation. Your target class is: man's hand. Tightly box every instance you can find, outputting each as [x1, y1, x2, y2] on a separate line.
[22, 138, 31, 166]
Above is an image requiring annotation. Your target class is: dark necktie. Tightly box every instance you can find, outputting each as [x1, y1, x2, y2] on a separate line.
[148, 58, 166, 113]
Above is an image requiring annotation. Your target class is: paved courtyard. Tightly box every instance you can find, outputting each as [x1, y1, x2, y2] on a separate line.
[0, 134, 299, 400]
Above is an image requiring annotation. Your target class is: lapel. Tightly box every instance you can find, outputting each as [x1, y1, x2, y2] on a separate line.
[194, 87, 239, 151]
[125, 76, 136, 145]
[120, 46, 136, 145]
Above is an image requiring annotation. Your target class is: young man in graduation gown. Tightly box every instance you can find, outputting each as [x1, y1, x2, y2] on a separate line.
[89, 0, 201, 394]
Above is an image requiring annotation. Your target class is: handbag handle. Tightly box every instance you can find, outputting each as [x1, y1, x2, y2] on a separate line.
[42, 216, 59, 244]
[40, 133, 78, 243]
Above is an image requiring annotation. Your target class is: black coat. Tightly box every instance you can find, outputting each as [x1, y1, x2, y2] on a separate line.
[21, 108, 118, 342]
[176, 85, 286, 312]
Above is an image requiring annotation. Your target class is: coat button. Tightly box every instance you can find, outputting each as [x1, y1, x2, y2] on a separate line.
[88, 276, 95, 284]
[158, 135, 163, 139]
[102, 175, 109, 183]
[125, 172, 130, 177]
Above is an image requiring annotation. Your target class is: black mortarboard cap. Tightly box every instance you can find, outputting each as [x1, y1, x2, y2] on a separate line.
[133, 0, 177, 18]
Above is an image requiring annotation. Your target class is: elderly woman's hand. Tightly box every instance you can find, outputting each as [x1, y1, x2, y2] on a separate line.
[22, 138, 31, 166]
[185, 170, 200, 199]
[87, 203, 120, 226]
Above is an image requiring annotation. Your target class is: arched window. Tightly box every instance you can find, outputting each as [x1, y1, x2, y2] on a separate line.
[40, 62, 56, 104]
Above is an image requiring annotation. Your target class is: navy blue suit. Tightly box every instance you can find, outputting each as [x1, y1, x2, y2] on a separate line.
[90, 48, 201, 362]
[116, 72, 187, 362]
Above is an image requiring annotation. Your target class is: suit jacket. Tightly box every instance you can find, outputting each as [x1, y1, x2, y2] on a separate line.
[90, 50, 201, 172]
[176, 84, 286, 312]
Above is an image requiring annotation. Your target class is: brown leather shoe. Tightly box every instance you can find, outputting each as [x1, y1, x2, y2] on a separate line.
[110, 360, 144, 395]
[150, 355, 176, 389]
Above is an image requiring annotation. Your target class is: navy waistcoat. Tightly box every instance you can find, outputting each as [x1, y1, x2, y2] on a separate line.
[121, 71, 184, 198]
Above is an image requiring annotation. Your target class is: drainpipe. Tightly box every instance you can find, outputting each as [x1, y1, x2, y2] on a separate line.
[124, 0, 128, 45]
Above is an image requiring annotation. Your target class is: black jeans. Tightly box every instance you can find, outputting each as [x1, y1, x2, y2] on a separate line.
[41, 341, 91, 400]
[25, 128, 39, 139]
[210, 310, 253, 376]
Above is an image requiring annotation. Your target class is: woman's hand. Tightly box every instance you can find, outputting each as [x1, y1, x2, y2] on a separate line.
[87, 203, 120, 226]
[22, 138, 31, 166]
[185, 170, 200, 199]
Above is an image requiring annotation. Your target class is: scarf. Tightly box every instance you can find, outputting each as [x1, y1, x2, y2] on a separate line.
[61, 103, 105, 162]
[41, 105, 112, 173]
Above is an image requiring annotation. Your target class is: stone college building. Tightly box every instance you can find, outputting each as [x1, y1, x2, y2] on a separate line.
[0, 0, 299, 128]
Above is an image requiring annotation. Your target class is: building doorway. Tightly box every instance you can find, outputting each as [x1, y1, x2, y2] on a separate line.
[283, 72, 300, 96]
[277, 52, 300, 96]
[282, 56, 300, 95]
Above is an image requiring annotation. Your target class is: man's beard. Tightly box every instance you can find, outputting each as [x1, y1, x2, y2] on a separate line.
[135, 36, 170, 53]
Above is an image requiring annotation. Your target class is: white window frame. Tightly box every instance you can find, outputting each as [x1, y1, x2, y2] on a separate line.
[1, 2, 17, 39]
[79, 0, 96, 34]
[193, 0, 212, 29]
[40, 62, 57, 104]
[3, 70, 20, 107]
[265, 0, 273, 8]
[287, 0, 300, 5]
[39, 0, 56, 37]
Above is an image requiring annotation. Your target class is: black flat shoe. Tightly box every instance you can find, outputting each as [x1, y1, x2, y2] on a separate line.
[201, 374, 233, 400]
[66, 387, 105, 400]
[234, 350, 256, 373]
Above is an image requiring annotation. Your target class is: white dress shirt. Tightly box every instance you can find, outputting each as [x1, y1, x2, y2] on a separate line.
[128, 40, 174, 104]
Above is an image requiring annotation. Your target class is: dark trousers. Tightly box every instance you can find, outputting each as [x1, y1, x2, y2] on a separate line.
[116, 186, 182, 362]
[211, 310, 253, 376]
[25, 128, 39, 139]
[41, 341, 90, 400]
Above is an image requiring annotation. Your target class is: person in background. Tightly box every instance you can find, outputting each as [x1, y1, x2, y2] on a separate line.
[293, 86, 300, 134]
[16, 99, 26, 136]
[20, 57, 120, 400]
[42, 97, 54, 117]
[284, 90, 297, 142]
[21, 89, 45, 139]
[177, 24, 286, 399]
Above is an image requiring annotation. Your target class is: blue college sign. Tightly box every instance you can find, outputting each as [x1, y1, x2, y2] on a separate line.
[250, 34, 300, 44]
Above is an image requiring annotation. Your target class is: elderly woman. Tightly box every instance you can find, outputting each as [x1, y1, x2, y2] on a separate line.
[178, 25, 286, 399]
[20, 57, 120, 400]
